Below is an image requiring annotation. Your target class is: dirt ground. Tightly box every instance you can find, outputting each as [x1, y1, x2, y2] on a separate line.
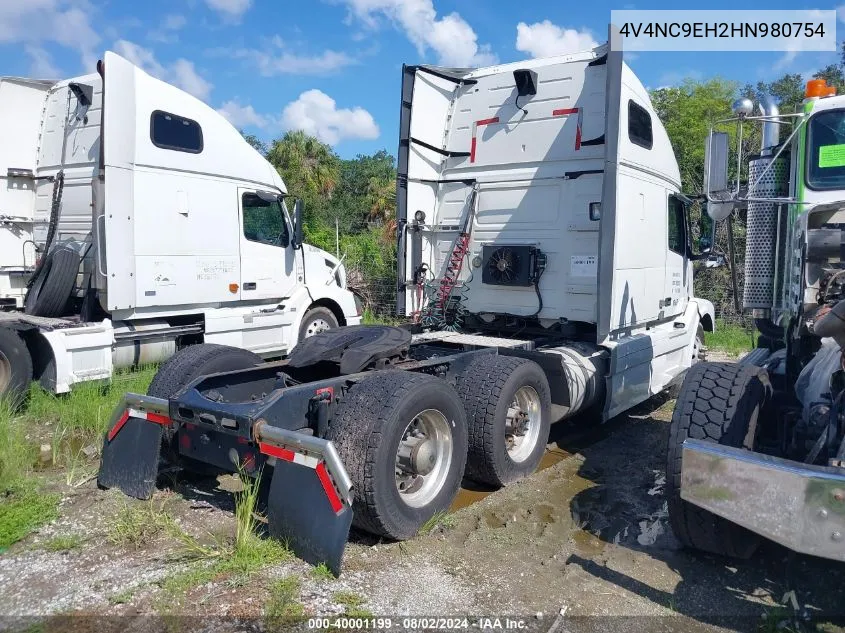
[2, 392, 844, 633]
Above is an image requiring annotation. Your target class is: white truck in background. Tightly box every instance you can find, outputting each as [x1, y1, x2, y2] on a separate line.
[0, 52, 361, 401]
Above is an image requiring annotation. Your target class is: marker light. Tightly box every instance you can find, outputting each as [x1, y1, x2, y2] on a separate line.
[806, 79, 828, 98]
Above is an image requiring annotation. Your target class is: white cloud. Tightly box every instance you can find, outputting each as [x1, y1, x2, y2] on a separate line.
[838, 4, 845, 22]
[217, 100, 270, 129]
[149, 14, 187, 43]
[0, 1, 99, 72]
[171, 59, 213, 101]
[25, 45, 60, 78]
[163, 14, 187, 30]
[515, 20, 597, 58]
[281, 89, 379, 145]
[205, 0, 251, 20]
[339, 0, 496, 67]
[244, 49, 358, 76]
[114, 40, 213, 101]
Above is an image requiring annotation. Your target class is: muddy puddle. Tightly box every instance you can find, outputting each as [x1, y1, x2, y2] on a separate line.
[450, 447, 572, 511]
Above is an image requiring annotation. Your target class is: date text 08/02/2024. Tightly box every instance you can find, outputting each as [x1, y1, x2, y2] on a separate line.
[307, 617, 537, 630]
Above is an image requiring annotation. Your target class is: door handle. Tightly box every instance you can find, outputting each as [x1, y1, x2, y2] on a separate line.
[243, 282, 257, 290]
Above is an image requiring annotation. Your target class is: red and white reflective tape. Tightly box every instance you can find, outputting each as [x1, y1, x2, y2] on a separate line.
[470, 117, 499, 163]
[258, 442, 345, 514]
[552, 107, 582, 150]
[107, 408, 171, 442]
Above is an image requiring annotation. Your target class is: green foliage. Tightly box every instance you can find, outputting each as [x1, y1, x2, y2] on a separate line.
[0, 399, 36, 493]
[310, 562, 335, 581]
[265, 575, 304, 622]
[0, 399, 60, 550]
[108, 588, 135, 605]
[241, 132, 268, 156]
[0, 489, 59, 550]
[267, 131, 341, 228]
[705, 321, 756, 356]
[814, 65, 845, 95]
[651, 78, 738, 194]
[261, 130, 397, 316]
[108, 498, 201, 551]
[741, 74, 805, 116]
[157, 470, 291, 604]
[43, 533, 84, 552]
[333, 590, 372, 617]
[24, 365, 157, 465]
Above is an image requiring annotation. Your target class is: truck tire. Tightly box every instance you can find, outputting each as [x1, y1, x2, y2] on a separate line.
[667, 361, 769, 558]
[327, 371, 468, 540]
[455, 356, 552, 487]
[0, 328, 33, 406]
[25, 246, 80, 318]
[148, 344, 262, 476]
[298, 306, 339, 341]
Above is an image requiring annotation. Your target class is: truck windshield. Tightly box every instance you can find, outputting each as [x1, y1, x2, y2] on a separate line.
[807, 109, 845, 190]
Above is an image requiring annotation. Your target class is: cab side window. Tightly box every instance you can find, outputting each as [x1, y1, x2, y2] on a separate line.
[243, 193, 289, 247]
[628, 101, 653, 150]
[668, 195, 686, 255]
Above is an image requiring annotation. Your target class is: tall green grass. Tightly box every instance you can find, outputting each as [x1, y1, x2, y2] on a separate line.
[704, 321, 757, 356]
[0, 399, 36, 492]
[0, 399, 59, 550]
[0, 367, 157, 549]
[24, 365, 157, 456]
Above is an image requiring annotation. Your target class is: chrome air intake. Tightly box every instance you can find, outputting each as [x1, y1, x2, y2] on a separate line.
[742, 155, 788, 312]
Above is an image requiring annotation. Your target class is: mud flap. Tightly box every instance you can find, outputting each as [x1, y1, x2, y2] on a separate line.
[98, 414, 163, 499]
[266, 456, 353, 577]
[97, 395, 172, 500]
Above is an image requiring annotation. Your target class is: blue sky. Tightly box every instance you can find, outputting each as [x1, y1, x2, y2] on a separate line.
[2, 1, 843, 159]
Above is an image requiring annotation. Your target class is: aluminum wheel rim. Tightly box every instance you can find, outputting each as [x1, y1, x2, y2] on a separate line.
[305, 318, 331, 337]
[507, 386, 542, 463]
[395, 409, 453, 508]
[0, 349, 10, 394]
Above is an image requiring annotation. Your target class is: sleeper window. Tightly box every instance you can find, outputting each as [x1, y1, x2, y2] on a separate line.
[628, 101, 653, 150]
[150, 110, 203, 153]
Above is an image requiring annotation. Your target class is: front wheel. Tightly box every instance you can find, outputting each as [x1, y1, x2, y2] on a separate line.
[298, 306, 339, 341]
[667, 361, 769, 558]
[327, 371, 468, 540]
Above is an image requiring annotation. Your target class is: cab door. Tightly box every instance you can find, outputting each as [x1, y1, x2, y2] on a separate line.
[664, 194, 689, 319]
[237, 189, 297, 301]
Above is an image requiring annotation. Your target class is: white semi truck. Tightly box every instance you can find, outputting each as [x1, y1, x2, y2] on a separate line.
[98, 37, 716, 575]
[0, 52, 361, 402]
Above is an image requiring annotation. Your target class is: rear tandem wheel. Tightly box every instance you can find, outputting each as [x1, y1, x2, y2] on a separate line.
[327, 371, 469, 540]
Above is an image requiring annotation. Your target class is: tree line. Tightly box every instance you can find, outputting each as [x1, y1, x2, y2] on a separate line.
[243, 130, 399, 316]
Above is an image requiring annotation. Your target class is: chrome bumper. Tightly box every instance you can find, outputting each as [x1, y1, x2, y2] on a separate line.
[681, 439, 845, 561]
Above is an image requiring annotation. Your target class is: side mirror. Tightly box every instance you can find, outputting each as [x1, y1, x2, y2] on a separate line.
[704, 131, 729, 196]
[292, 199, 305, 249]
[704, 131, 736, 221]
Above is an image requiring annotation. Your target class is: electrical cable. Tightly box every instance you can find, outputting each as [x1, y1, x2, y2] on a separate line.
[27, 170, 64, 290]
[529, 266, 545, 318]
[515, 94, 527, 116]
